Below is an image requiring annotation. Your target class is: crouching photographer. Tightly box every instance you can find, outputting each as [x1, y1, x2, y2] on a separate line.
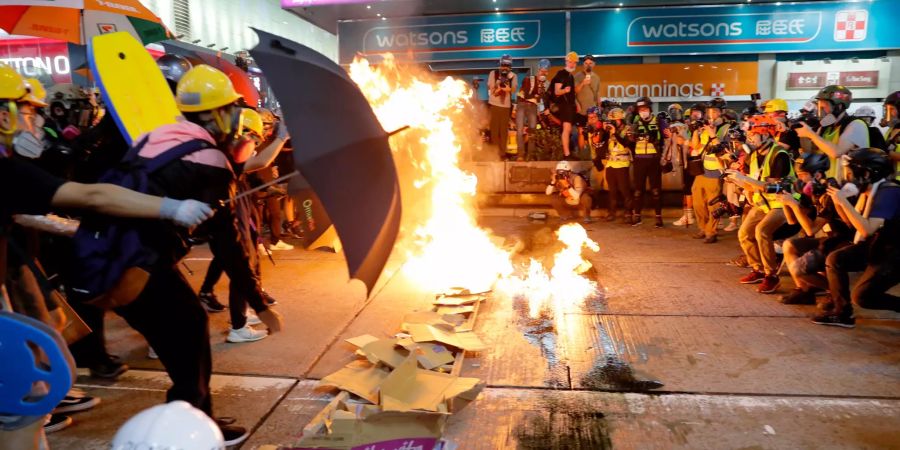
[812, 148, 900, 328]
[546, 160, 594, 223]
[726, 116, 795, 294]
[778, 153, 856, 305]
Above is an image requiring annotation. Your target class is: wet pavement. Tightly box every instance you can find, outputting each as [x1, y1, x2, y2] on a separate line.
[49, 211, 900, 449]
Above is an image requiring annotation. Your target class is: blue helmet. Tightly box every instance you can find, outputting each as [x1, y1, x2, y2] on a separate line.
[538, 58, 551, 70]
[499, 54, 513, 66]
[586, 106, 601, 116]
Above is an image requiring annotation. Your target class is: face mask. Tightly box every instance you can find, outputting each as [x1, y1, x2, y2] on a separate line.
[538, 75, 546, 82]
[638, 110, 650, 120]
[565, 66, 576, 73]
[12, 130, 45, 159]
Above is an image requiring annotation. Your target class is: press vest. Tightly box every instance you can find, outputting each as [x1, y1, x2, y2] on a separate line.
[701, 124, 731, 173]
[632, 117, 661, 156]
[607, 133, 631, 169]
[751, 144, 795, 212]
[819, 117, 868, 180]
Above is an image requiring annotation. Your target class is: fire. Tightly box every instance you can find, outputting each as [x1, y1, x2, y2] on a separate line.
[348, 55, 598, 315]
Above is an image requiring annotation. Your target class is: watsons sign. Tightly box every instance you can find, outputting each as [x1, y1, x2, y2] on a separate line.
[338, 12, 565, 63]
[628, 12, 820, 47]
[570, 0, 899, 56]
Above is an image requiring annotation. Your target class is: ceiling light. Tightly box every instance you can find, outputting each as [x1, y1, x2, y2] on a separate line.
[381, 16, 386, 20]
[775, 2, 782, 5]
[366, 4, 371, 8]
[711, 65, 718, 69]
[618, 2, 623, 5]
[376, 13, 381, 16]
[699, 64, 704, 67]
[495, 7, 499, 11]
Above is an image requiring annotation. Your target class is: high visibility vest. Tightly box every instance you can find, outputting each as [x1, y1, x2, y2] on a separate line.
[752, 144, 795, 212]
[819, 118, 868, 180]
[633, 117, 661, 155]
[887, 125, 900, 180]
[607, 135, 631, 169]
[701, 124, 730, 171]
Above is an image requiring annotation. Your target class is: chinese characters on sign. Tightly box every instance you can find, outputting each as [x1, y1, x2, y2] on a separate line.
[479, 27, 526, 44]
[787, 70, 878, 89]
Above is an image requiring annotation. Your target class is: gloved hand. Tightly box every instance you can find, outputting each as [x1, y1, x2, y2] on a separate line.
[160, 198, 214, 228]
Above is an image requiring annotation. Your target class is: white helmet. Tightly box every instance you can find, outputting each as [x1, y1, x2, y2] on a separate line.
[853, 105, 877, 118]
[111, 401, 224, 450]
[555, 161, 572, 172]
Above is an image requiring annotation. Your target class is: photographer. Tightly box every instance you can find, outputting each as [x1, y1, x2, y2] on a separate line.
[779, 154, 854, 305]
[594, 107, 633, 223]
[488, 54, 517, 158]
[813, 148, 900, 328]
[763, 99, 801, 158]
[794, 86, 869, 181]
[517, 59, 550, 159]
[881, 92, 900, 177]
[626, 96, 669, 228]
[545, 160, 594, 223]
[691, 98, 731, 242]
[579, 106, 607, 206]
[726, 115, 794, 294]
[551, 52, 579, 159]
[574, 54, 600, 125]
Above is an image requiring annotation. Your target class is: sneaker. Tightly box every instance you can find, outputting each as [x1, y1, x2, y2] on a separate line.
[654, 216, 663, 228]
[703, 235, 718, 244]
[246, 310, 263, 326]
[779, 288, 816, 305]
[692, 231, 706, 239]
[148, 346, 158, 360]
[269, 241, 294, 251]
[757, 275, 781, 294]
[219, 424, 250, 446]
[672, 215, 689, 226]
[226, 324, 268, 343]
[198, 291, 226, 313]
[261, 290, 278, 306]
[631, 215, 642, 227]
[53, 394, 100, 414]
[739, 270, 766, 284]
[257, 243, 267, 254]
[89, 355, 129, 380]
[723, 217, 740, 232]
[812, 309, 855, 328]
[44, 414, 73, 433]
[623, 215, 633, 225]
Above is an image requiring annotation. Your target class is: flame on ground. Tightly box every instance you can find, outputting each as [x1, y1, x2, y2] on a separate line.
[348, 55, 598, 317]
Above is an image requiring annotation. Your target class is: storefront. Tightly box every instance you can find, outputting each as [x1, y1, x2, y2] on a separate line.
[337, 0, 900, 105]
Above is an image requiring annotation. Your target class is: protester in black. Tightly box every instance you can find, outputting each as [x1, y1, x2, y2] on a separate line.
[552, 52, 578, 159]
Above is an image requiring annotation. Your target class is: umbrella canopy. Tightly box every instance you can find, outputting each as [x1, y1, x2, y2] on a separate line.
[0, 0, 171, 45]
[250, 29, 401, 295]
[287, 172, 341, 252]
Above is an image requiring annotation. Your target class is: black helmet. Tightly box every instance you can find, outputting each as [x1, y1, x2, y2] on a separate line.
[657, 111, 671, 122]
[881, 91, 900, 127]
[156, 54, 193, 92]
[797, 152, 830, 175]
[845, 148, 893, 186]
[689, 102, 707, 113]
[708, 97, 727, 111]
[722, 108, 739, 123]
[815, 85, 852, 110]
[635, 96, 652, 109]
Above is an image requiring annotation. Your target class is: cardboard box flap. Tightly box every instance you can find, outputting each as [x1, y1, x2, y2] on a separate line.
[435, 305, 476, 315]
[406, 343, 455, 370]
[380, 356, 483, 413]
[345, 334, 380, 348]
[432, 294, 485, 306]
[318, 360, 390, 404]
[401, 311, 456, 332]
[359, 338, 408, 369]
[406, 323, 486, 352]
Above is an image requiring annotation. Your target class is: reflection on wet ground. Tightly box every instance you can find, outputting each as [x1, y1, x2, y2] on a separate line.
[513, 393, 614, 450]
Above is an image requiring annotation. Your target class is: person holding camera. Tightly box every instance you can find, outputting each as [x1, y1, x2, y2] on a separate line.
[779, 153, 855, 305]
[579, 106, 607, 206]
[691, 99, 732, 242]
[727, 115, 795, 294]
[488, 54, 517, 159]
[596, 107, 633, 223]
[881, 92, 900, 178]
[552, 52, 579, 160]
[762, 98, 801, 158]
[517, 59, 550, 159]
[812, 148, 900, 328]
[574, 54, 600, 125]
[545, 160, 594, 223]
[626, 96, 669, 228]
[795, 86, 869, 182]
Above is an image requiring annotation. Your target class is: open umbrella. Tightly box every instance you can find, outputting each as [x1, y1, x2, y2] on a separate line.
[250, 29, 401, 295]
[185, 52, 260, 108]
[0, 0, 171, 45]
[287, 172, 341, 252]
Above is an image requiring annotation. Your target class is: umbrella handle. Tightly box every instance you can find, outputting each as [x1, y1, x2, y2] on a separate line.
[388, 126, 410, 137]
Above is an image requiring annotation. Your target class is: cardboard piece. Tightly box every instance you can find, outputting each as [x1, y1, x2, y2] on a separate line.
[379, 356, 484, 413]
[406, 323, 487, 352]
[318, 361, 390, 404]
[396, 340, 456, 370]
[345, 334, 380, 348]
[434, 305, 476, 315]
[432, 294, 485, 307]
[361, 339, 409, 369]
[401, 311, 456, 331]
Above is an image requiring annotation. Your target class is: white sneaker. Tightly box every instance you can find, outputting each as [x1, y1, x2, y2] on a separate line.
[148, 346, 158, 360]
[226, 325, 268, 343]
[246, 310, 262, 326]
[268, 241, 294, 251]
[257, 243, 267, 254]
[672, 215, 689, 226]
[723, 218, 740, 232]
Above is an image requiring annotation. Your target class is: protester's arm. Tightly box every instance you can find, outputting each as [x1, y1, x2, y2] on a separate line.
[51, 183, 212, 227]
[781, 194, 817, 236]
[830, 187, 885, 239]
[244, 122, 289, 173]
[796, 121, 867, 159]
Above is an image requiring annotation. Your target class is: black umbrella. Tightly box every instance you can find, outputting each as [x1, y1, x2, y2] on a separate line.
[287, 172, 341, 252]
[249, 29, 401, 295]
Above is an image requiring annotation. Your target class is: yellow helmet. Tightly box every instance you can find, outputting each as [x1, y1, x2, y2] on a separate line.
[764, 98, 788, 114]
[22, 77, 49, 107]
[241, 108, 263, 137]
[607, 107, 625, 120]
[175, 65, 242, 113]
[0, 63, 27, 100]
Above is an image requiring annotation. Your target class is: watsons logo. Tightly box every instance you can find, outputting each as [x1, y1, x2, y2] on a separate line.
[627, 12, 821, 46]
[363, 20, 540, 54]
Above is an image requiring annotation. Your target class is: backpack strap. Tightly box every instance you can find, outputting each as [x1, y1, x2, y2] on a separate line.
[144, 139, 214, 174]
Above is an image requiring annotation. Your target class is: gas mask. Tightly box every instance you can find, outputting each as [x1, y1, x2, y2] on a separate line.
[881, 105, 898, 128]
[817, 101, 841, 127]
[0, 101, 18, 148]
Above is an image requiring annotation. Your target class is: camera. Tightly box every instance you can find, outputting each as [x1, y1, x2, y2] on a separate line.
[764, 178, 795, 195]
[497, 73, 510, 89]
[811, 178, 840, 197]
[708, 194, 740, 220]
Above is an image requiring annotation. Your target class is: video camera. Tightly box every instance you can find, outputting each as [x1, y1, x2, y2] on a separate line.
[746, 93, 763, 116]
[708, 194, 741, 220]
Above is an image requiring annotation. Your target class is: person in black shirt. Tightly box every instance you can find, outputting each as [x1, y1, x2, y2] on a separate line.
[551, 52, 578, 159]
